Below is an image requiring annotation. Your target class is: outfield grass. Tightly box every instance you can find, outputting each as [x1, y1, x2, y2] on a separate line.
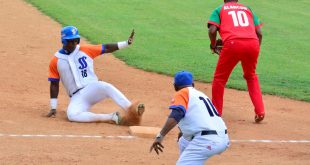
[26, 0, 310, 102]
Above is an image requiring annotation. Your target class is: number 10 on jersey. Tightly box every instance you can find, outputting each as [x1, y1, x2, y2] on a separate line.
[228, 10, 249, 27]
[199, 97, 220, 117]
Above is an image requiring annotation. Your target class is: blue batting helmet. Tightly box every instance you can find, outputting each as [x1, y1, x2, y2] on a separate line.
[174, 71, 193, 87]
[61, 26, 80, 46]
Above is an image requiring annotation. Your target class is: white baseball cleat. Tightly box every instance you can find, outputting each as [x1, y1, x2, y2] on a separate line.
[112, 111, 122, 125]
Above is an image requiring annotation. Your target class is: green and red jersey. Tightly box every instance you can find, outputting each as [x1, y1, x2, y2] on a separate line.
[208, 2, 262, 42]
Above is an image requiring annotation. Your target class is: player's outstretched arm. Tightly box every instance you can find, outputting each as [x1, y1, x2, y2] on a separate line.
[47, 81, 59, 117]
[104, 29, 135, 53]
[150, 117, 178, 155]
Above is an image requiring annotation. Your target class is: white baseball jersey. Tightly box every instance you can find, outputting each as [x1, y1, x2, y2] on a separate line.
[48, 44, 104, 96]
[170, 87, 227, 140]
[48, 44, 132, 123]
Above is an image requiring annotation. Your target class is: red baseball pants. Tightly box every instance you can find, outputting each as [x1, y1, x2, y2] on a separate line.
[212, 38, 265, 116]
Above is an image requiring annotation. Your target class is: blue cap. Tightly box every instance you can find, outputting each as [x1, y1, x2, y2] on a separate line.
[174, 71, 193, 87]
[61, 26, 80, 40]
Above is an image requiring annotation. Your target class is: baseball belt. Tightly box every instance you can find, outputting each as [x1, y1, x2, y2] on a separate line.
[191, 129, 228, 140]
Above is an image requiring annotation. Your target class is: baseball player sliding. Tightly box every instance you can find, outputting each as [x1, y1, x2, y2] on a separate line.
[150, 71, 230, 164]
[47, 26, 144, 125]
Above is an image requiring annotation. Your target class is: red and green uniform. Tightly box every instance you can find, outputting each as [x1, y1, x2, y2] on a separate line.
[208, 2, 265, 116]
[208, 3, 262, 42]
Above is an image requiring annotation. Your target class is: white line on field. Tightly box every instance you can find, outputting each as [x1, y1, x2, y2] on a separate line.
[0, 133, 309, 143]
[0, 133, 133, 139]
[231, 140, 310, 143]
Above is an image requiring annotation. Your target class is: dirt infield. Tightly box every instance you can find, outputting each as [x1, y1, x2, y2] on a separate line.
[0, 0, 309, 164]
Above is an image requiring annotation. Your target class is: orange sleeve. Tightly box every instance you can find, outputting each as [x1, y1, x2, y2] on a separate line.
[170, 88, 189, 111]
[80, 44, 104, 59]
[48, 56, 60, 81]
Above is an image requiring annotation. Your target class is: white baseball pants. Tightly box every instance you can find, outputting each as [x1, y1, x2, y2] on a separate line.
[177, 133, 230, 165]
[67, 81, 131, 122]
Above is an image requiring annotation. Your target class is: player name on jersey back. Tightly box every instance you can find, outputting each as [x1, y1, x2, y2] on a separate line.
[224, 5, 248, 11]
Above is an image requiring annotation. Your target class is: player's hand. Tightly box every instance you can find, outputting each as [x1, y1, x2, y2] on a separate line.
[46, 109, 56, 117]
[128, 29, 135, 45]
[210, 39, 223, 55]
[150, 140, 164, 155]
[211, 47, 221, 55]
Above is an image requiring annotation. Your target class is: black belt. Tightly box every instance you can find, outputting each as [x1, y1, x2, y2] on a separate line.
[201, 129, 228, 135]
[70, 88, 83, 97]
[191, 129, 227, 140]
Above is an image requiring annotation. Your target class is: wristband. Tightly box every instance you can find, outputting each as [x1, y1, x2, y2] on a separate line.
[117, 41, 129, 49]
[50, 98, 58, 109]
[156, 132, 164, 142]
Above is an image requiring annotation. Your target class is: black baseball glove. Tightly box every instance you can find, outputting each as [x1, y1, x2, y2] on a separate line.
[210, 39, 223, 55]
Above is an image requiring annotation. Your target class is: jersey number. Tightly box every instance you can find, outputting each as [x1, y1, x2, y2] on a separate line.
[228, 11, 249, 27]
[81, 69, 87, 78]
[199, 97, 219, 117]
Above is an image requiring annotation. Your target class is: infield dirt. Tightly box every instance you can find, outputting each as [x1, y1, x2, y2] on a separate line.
[0, 0, 309, 164]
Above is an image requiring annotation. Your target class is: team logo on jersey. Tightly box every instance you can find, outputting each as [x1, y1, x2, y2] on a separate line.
[78, 56, 88, 69]
[78, 56, 88, 78]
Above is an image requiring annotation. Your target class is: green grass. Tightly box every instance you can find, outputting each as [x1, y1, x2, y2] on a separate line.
[26, 0, 310, 102]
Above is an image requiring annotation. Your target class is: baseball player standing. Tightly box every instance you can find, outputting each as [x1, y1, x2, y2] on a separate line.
[150, 71, 229, 165]
[208, 0, 265, 123]
[47, 26, 144, 124]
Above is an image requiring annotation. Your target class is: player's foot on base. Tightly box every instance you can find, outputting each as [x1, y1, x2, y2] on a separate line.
[112, 111, 122, 125]
[137, 103, 145, 116]
[255, 114, 264, 123]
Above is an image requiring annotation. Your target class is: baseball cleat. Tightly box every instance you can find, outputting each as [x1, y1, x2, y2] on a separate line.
[255, 114, 264, 123]
[137, 103, 145, 116]
[112, 111, 122, 125]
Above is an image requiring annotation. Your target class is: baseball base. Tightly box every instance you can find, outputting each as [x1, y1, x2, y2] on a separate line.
[129, 126, 161, 138]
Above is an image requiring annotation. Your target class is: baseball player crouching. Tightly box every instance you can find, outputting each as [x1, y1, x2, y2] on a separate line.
[47, 26, 144, 125]
[150, 71, 230, 164]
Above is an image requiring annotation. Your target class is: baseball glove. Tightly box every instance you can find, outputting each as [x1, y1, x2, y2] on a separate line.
[210, 39, 223, 55]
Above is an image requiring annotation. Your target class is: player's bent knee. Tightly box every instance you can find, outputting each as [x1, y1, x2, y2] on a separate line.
[67, 111, 81, 122]
[243, 74, 257, 81]
[98, 81, 114, 91]
[67, 113, 77, 122]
